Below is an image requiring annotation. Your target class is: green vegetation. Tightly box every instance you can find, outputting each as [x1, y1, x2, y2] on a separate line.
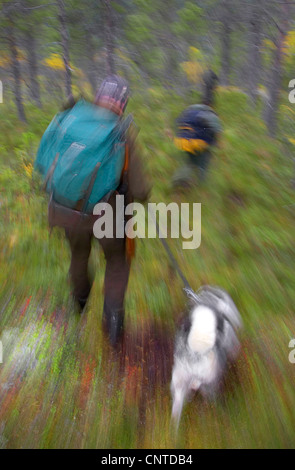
[0, 86, 295, 448]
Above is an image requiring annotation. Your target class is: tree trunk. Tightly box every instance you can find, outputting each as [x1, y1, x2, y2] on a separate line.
[220, 19, 231, 86]
[247, 3, 263, 104]
[25, 29, 42, 108]
[84, 29, 99, 94]
[103, 0, 116, 75]
[57, 0, 72, 98]
[7, 23, 26, 122]
[264, 37, 284, 135]
[264, 4, 290, 136]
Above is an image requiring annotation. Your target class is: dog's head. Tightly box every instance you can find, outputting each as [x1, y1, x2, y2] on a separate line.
[184, 286, 242, 332]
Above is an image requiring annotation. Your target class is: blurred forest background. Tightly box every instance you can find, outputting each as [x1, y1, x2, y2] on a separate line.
[1, 0, 295, 136]
[0, 0, 295, 449]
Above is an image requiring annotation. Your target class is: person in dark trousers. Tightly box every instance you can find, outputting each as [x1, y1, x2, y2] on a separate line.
[172, 70, 222, 189]
[49, 76, 151, 347]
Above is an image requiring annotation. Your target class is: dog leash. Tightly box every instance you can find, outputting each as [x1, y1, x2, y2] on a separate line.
[148, 209, 241, 336]
[148, 206, 192, 291]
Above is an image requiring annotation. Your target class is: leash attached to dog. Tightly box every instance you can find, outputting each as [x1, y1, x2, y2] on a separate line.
[148, 206, 192, 292]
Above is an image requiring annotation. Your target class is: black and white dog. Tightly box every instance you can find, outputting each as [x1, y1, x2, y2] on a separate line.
[171, 286, 242, 428]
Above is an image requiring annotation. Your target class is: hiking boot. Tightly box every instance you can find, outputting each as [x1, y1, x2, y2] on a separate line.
[77, 296, 88, 312]
[72, 295, 89, 313]
[102, 305, 125, 348]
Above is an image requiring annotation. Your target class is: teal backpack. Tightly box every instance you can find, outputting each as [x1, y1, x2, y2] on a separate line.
[35, 100, 133, 214]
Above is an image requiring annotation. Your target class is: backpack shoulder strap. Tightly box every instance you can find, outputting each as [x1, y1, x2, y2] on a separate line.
[117, 114, 134, 140]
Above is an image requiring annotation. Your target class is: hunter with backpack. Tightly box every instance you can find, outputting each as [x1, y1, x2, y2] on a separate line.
[35, 75, 151, 347]
[172, 70, 222, 189]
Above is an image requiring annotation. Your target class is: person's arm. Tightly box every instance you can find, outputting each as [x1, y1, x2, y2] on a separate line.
[200, 109, 222, 147]
[127, 126, 151, 202]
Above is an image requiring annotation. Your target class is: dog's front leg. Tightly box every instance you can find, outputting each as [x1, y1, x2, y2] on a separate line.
[171, 387, 186, 430]
[171, 366, 191, 430]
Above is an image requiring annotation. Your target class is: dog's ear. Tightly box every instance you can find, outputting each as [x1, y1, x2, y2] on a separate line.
[175, 311, 188, 328]
[181, 314, 192, 335]
[205, 286, 242, 331]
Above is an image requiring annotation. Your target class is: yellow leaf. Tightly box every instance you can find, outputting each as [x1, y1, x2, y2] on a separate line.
[43, 53, 67, 71]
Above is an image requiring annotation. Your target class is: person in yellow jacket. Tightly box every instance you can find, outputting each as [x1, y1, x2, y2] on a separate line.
[172, 70, 222, 189]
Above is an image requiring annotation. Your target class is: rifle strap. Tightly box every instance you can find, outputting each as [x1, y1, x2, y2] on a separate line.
[81, 161, 101, 213]
[43, 152, 60, 191]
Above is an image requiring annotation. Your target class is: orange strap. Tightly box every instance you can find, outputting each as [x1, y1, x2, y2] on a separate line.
[123, 142, 129, 173]
[126, 236, 135, 262]
[123, 142, 135, 262]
